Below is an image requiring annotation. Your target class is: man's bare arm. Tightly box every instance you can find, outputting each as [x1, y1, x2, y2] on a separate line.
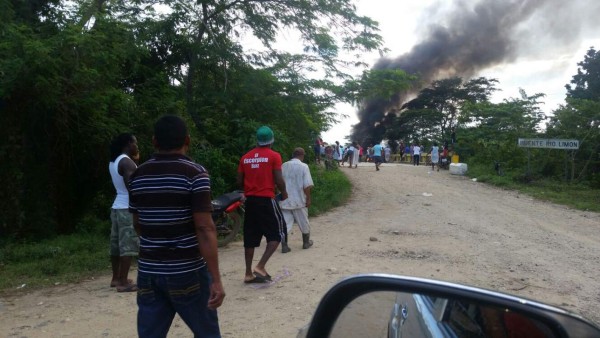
[119, 157, 137, 189]
[303, 186, 313, 208]
[193, 211, 225, 309]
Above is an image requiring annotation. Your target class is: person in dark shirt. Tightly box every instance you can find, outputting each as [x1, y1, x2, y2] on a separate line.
[129, 115, 225, 337]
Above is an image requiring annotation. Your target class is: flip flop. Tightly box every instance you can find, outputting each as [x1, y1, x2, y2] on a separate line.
[244, 275, 267, 284]
[110, 279, 134, 287]
[116, 284, 138, 292]
[253, 271, 272, 282]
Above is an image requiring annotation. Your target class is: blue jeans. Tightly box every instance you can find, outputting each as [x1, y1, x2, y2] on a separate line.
[137, 268, 221, 338]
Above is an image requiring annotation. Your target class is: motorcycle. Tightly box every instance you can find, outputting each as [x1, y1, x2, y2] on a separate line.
[211, 191, 244, 247]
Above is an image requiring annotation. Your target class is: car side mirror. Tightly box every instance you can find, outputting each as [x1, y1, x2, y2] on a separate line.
[301, 274, 600, 338]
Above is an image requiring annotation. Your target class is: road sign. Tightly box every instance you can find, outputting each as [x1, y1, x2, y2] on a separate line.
[518, 138, 579, 150]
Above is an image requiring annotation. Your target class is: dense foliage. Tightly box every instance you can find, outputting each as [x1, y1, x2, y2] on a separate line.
[0, 0, 383, 238]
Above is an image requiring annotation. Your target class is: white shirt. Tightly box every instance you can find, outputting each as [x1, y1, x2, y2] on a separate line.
[279, 159, 314, 210]
[413, 146, 421, 155]
[333, 145, 342, 160]
[109, 154, 135, 209]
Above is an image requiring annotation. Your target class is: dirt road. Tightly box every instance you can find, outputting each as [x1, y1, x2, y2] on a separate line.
[2, 162, 600, 337]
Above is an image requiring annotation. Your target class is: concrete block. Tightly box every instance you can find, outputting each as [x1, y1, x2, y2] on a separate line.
[450, 163, 468, 175]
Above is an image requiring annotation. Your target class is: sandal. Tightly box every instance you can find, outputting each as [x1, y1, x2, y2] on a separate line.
[244, 275, 267, 284]
[110, 279, 134, 287]
[253, 271, 272, 281]
[116, 284, 138, 292]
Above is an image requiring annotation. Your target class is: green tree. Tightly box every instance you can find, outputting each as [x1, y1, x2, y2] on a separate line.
[342, 69, 417, 104]
[458, 93, 546, 173]
[385, 77, 498, 144]
[384, 108, 441, 145]
[121, 0, 384, 133]
[566, 47, 600, 101]
[546, 99, 600, 183]
[342, 69, 417, 145]
[545, 47, 600, 184]
[0, 4, 169, 236]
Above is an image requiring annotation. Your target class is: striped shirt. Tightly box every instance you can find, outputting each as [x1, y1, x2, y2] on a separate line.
[129, 153, 213, 275]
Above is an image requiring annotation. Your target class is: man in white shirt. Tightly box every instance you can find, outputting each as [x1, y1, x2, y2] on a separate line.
[333, 141, 342, 163]
[279, 148, 314, 251]
[413, 143, 421, 166]
[108, 133, 139, 292]
[384, 145, 391, 163]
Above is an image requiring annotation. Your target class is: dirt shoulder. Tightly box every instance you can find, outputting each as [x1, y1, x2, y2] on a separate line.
[2, 162, 599, 337]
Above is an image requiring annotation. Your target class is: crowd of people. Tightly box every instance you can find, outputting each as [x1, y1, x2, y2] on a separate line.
[108, 117, 316, 337]
[312, 137, 454, 172]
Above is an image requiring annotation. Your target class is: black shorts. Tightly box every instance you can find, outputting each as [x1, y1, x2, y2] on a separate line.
[243, 196, 285, 248]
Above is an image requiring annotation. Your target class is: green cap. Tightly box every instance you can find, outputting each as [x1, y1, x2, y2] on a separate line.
[256, 126, 274, 146]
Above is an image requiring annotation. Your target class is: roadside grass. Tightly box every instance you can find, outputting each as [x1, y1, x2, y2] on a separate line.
[308, 164, 352, 217]
[468, 164, 600, 212]
[0, 232, 111, 291]
[0, 164, 353, 292]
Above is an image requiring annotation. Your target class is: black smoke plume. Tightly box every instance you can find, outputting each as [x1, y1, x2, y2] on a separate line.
[352, 0, 600, 142]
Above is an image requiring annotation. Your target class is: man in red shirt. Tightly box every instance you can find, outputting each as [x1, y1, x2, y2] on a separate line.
[237, 126, 288, 283]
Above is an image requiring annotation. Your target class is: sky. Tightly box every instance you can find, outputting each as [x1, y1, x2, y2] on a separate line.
[319, 0, 600, 143]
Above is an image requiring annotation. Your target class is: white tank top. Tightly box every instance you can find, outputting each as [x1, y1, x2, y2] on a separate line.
[109, 154, 135, 209]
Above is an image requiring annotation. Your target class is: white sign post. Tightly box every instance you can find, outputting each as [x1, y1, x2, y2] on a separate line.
[518, 138, 580, 179]
[518, 139, 579, 150]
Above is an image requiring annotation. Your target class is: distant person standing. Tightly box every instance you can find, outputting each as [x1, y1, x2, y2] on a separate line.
[366, 146, 373, 162]
[237, 126, 288, 282]
[413, 143, 421, 166]
[332, 141, 342, 164]
[129, 116, 225, 336]
[399, 142, 405, 159]
[353, 142, 361, 168]
[324, 143, 333, 160]
[430, 142, 440, 171]
[313, 137, 322, 164]
[441, 144, 449, 169]
[324, 143, 334, 170]
[346, 143, 355, 168]
[108, 133, 139, 292]
[279, 148, 314, 250]
[384, 145, 391, 163]
[403, 144, 411, 162]
[372, 143, 383, 171]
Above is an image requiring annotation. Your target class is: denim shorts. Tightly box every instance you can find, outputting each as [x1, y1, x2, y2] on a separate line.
[137, 268, 221, 338]
[110, 208, 139, 256]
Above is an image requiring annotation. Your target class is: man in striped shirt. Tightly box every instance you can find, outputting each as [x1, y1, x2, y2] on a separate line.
[129, 115, 224, 337]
